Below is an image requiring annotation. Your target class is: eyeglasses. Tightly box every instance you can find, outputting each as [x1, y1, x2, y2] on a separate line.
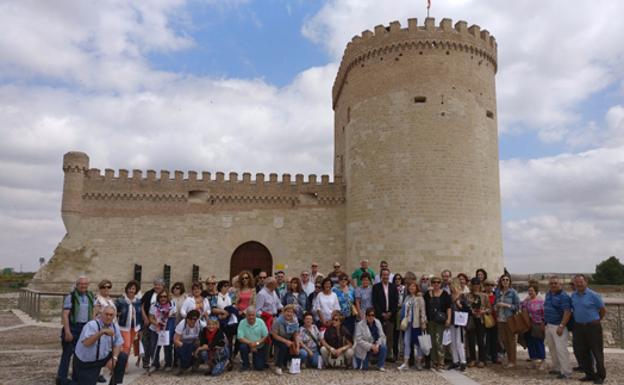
[366, 313, 375, 317]
[301, 273, 309, 276]
[173, 286, 181, 290]
[334, 266, 340, 268]
[158, 295, 168, 299]
[340, 278, 348, 281]
[188, 318, 198, 321]
[332, 318, 340, 321]
[207, 282, 216, 284]
[432, 281, 441, 284]
[101, 285, 112, 289]
[501, 278, 510, 282]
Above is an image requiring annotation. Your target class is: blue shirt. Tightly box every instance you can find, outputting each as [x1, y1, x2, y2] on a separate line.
[63, 293, 90, 323]
[75, 319, 123, 362]
[571, 288, 604, 323]
[544, 290, 571, 325]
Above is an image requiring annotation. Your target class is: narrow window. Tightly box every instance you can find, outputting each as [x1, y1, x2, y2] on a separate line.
[414, 96, 427, 103]
[486, 110, 494, 119]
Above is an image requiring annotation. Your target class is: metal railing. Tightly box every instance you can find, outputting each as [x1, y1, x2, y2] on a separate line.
[17, 288, 67, 322]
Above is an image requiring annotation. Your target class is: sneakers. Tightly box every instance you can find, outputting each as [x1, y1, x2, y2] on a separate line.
[398, 363, 409, 371]
[477, 361, 485, 368]
[273, 367, 283, 375]
[378, 367, 386, 372]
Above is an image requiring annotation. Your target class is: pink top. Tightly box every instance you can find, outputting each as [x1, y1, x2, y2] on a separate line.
[521, 297, 545, 324]
[237, 289, 253, 311]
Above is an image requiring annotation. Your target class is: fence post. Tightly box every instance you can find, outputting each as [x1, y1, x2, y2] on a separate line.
[35, 292, 41, 322]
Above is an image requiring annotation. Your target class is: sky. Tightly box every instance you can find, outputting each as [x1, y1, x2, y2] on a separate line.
[0, 0, 623, 273]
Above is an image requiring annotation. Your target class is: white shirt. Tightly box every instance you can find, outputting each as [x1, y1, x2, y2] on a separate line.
[313, 291, 340, 322]
[302, 281, 315, 296]
[216, 292, 232, 309]
[179, 296, 211, 319]
[382, 283, 389, 312]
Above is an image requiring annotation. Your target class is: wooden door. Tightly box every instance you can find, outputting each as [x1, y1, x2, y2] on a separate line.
[230, 241, 273, 279]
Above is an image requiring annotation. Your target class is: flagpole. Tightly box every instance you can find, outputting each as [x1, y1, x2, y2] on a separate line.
[427, 0, 430, 18]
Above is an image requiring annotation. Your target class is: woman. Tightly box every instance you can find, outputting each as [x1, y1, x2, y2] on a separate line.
[298, 312, 321, 368]
[313, 278, 340, 328]
[320, 310, 354, 368]
[449, 278, 470, 371]
[332, 273, 356, 334]
[354, 308, 387, 371]
[495, 274, 520, 368]
[170, 282, 187, 324]
[392, 273, 405, 360]
[483, 279, 500, 364]
[195, 318, 230, 376]
[398, 281, 427, 371]
[521, 280, 545, 369]
[94, 279, 116, 318]
[475, 269, 488, 284]
[147, 289, 176, 371]
[173, 309, 202, 374]
[203, 277, 219, 312]
[212, 280, 238, 357]
[466, 277, 490, 368]
[424, 276, 452, 370]
[282, 277, 308, 322]
[233, 270, 256, 317]
[115, 280, 142, 366]
[271, 304, 302, 375]
[180, 282, 211, 321]
[355, 273, 373, 321]
[457, 273, 470, 295]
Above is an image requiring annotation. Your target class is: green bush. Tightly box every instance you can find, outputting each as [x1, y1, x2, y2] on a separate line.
[593, 256, 624, 285]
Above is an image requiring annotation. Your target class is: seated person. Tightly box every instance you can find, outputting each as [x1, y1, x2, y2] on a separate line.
[237, 306, 269, 371]
[320, 310, 354, 368]
[271, 304, 302, 375]
[354, 308, 387, 371]
[299, 312, 321, 368]
[173, 309, 201, 375]
[195, 318, 230, 376]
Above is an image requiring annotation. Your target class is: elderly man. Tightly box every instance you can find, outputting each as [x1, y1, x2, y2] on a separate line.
[71, 305, 128, 385]
[440, 269, 452, 294]
[372, 268, 398, 362]
[300, 271, 315, 296]
[275, 271, 287, 299]
[351, 259, 376, 287]
[373, 261, 394, 284]
[57, 276, 95, 385]
[237, 306, 269, 371]
[310, 262, 324, 283]
[327, 262, 344, 287]
[544, 276, 573, 379]
[256, 277, 283, 317]
[571, 274, 607, 384]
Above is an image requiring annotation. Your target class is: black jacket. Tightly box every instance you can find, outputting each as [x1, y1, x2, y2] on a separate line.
[372, 281, 399, 321]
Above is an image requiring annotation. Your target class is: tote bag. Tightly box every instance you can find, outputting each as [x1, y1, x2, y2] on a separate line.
[289, 358, 301, 374]
[418, 331, 432, 356]
[454, 311, 469, 327]
[157, 330, 170, 346]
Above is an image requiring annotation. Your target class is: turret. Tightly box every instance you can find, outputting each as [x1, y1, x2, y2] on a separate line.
[61, 151, 89, 235]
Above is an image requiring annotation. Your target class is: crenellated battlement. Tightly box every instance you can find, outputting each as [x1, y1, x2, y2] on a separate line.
[332, 17, 498, 108]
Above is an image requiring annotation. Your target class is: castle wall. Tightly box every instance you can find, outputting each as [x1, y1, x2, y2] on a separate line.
[334, 18, 503, 277]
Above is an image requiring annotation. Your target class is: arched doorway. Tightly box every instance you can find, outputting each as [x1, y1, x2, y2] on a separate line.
[230, 241, 273, 279]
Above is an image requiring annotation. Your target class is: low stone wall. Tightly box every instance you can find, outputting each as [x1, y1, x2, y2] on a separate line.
[603, 299, 623, 348]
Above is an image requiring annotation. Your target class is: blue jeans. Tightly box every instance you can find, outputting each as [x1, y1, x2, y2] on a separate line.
[175, 342, 197, 369]
[239, 343, 267, 370]
[299, 348, 320, 368]
[524, 332, 545, 360]
[355, 344, 387, 370]
[199, 347, 230, 376]
[57, 322, 85, 383]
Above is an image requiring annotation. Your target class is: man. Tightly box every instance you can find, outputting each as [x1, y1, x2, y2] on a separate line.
[440, 269, 452, 294]
[256, 271, 268, 293]
[372, 268, 398, 362]
[256, 277, 283, 317]
[72, 305, 127, 385]
[300, 271, 315, 296]
[140, 277, 165, 370]
[327, 262, 344, 287]
[274, 271, 287, 299]
[373, 261, 393, 284]
[571, 274, 607, 384]
[57, 276, 95, 385]
[351, 259, 376, 287]
[310, 262, 324, 283]
[544, 276, 573, 379]
[237, 306, 269, 371]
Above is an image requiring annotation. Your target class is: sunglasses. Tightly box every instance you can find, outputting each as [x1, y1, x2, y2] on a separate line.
[332, 318, 340, 321]
[241, 277, 249, 280]
[366, 313, 375, 317]
[501, 278, 510, 282]
[158, 295, 168, 299]
[173, 286, 181, 289]
[101, 285, 112, 289]
[432, 281, 441, 284]
[302, 273, 309, 276]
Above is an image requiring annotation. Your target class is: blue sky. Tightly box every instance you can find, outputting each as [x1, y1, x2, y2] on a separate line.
[0, 0, 623, 273]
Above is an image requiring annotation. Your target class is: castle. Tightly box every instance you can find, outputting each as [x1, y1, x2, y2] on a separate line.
[32, 17, 504, 290]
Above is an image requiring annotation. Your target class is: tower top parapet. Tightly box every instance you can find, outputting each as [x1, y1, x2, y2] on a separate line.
[332, 17, 498, 108]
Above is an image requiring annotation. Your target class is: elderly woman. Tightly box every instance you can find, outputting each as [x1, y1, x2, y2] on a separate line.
[466, 277, 491, 368]
[483, 279, 500, 364]
[233, 270, 256, 317]
[195, 318, 230, 376]
[333, 273, 357, 334]
[282, 277, 308, 322]
[173, 309, 202, 375]
[115, 280, 142, 366]
[424, 276, 452, 370]
[399, 281, 427, 371]
[457, 273, 470, 295]
[521, 280, 545, 369]
[147, 289, 176, 372]
[298, 312, 321, 368]
[495, 274, 520, 368]
[320, 310, 354, 368]
[271, 304, 302, 375]
[354, 308, 387, 371]
[314, 278, 341, 328]
[355, 273, 373, 322]
[180, 282, 211, 322]
[94, 279, 116, 318]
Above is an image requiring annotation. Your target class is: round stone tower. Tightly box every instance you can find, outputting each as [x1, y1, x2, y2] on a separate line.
[333, 17, 503, 276]
[61, 151, 89, 237]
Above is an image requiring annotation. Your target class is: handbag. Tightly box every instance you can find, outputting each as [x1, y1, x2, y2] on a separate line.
[417, 331, 432, 356]
[157, 330, 170, 346]
[442, 328, 452, 346]
[400, 317, 409, 332]
[483, 313, 496, 329]
[530, 323, 545, 339]
[434, 310, 447, 324]
[508, 310, 531, 334]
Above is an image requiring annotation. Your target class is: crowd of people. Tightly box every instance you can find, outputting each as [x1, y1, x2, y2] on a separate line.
[55, 260, 608, 385]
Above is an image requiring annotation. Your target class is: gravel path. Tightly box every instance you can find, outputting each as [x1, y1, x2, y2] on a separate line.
[0, 310, 21, 327]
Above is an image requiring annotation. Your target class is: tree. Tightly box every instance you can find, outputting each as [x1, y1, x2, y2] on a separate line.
[592, 256, 624, 285]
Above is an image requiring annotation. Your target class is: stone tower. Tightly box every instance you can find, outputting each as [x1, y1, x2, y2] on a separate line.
[333, 17, 503, 276]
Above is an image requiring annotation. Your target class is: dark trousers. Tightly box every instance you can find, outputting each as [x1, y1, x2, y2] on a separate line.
[71, 352, 128, 385]
[57, 323, 85, 383]
[175, 342, 198, 369]
[381, 317, 395, 359]
[467, 319, 487, 363]
[576, 322, 606, 380]
[239, 343, 268, 370]
[145, 329, 173, 368]
[274, 340, 302, 368]
[484, 323, 498, 363]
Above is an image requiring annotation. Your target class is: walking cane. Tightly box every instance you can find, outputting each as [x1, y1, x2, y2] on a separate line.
[108, 360, 117, 385]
